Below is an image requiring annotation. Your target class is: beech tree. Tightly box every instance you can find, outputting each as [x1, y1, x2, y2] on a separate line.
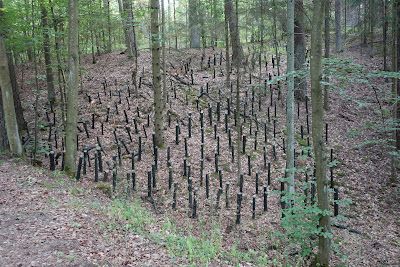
[335, 0, 342, 52]
[189, 0, 200, 48]
[310, 0, 331, 264]
[0, 33, 23, 156]
[64, 0, 79, 175]
[294, 0, 306, 101]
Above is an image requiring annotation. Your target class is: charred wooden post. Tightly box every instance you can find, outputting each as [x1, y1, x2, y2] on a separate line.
[184, 137, 188, 157]
[49, 151, 55, 171]
[94, 151, 99, 182]
[334, 186, 339, 216]
[183, 158, 187, 177]
[268, 162, 271, 185]
[219, 169, 223, 189]
[208, 104, 212, 126]
[239, 173, 244, 193]
[214, 151, 218, 173]
[263, 184, 268, 211]
[152, 162, 156, 188]
[236, 192, 242, 224]
[217, 101, 221, 122]
[83, 149, 88, 175]
[255, 171, 259, 194]
[175, 123, 179, 145]
[83, 122, 90, 138]
[112, 168, 117, 192]
[206, 172, 210, 198]
[133, 118, 138, 134]
[103, 169, 109, 182]
[272, 145, 276, 161]
[217, 136, 220, 155]
[188, 112, 192, 138]
[200, 110, 204, 128]
[188, 177, 193, 210]
[172, 182, 178, 210]
[138, 134, 142, 161]
[126, 172, 131, 197]
[201, 127, 204, 143]
[228, 128, 232, 148]
[192, 187, 198, 218]
[263, 146, 267, 169]
[252, 195, 256, 219]
[214, 187, 222, 214]
[169, 166, 173, 190]
[147, 169, 152, 197]
[248, 154, 251, 176]
[242, 135, 246, 154]
[187, 163, 191, 178]
[231, 146, 235, 163]
[224, 112, 228, 133]
[225, 182, 230, 208]
[214, 124, 217, 139]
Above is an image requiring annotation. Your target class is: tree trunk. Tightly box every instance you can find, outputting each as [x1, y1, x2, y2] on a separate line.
[294, 0, 306, 101]
[41, 4, 56, 104]
[226, 0, 243, 66]
[335, 0, 342, 52]
[0, 92, 8, 151]
[311, 0, 331, 264]
[189, 0, 200, 48]
[324, 0, 330, 110]
[396, 0, 400, 150]
[383, 0, 387, 72]
[105, 0, 112, 52]
[123, 0, 138, 59]
[286, 0, 295, 196]
[64, 0, 79, 175]
[224, 0, 231, 89]
[0, 0, 26, 132]
[118, 0, 131, 56]
[0, 34, 23, 156]
[162, 0, 167, 107]
[150, 0, 164, 147]
[369, 0, 374, 57]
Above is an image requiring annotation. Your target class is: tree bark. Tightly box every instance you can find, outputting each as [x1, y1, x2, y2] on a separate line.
[335, 0, 342, 52]
[0, 92, 7, 151]
[123, 0, 138, 59]
[41, 4, 56, 104]
[294, 0, 306, 101]
[0, 34, 23, 156]
[286, 0, 295, 196]
[396, 0, 400, 150]
[311, 0, 331, 264]
[150, 0, 164, 147]
[64, 0, 79, 175]
[0, 0, 26, 132]
[224, 0, 231, 89]
[324, 0, 330, 110]
[189, 0, 200, 48]
[226, 0, 242, 66]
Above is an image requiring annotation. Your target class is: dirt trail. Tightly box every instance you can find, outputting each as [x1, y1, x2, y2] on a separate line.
[0, 157, 173, 267]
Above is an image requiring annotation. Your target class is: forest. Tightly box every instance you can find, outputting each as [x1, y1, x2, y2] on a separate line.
[0, 0, 399, 266]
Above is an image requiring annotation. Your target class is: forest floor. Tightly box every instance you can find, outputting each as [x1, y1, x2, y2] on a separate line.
[0, 40, 399, 266]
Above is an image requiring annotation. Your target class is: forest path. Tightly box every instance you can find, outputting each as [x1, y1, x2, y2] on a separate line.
[0, 156, 173, 267]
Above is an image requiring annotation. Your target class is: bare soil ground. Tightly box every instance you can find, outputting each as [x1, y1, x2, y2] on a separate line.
[0, 42, 399, 266]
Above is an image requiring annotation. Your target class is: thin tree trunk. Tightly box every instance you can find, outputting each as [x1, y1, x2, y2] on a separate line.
[294, 0, 306, 101]
[383, 0, 388, 73]
[162, 0, 167, 108]
[335, 0, 342, 52]
[311, 0, 331, 264]
[324, 0, 330, 110]
[0, 92, 8, 151]
[224, 0, 231, 89]
[118, 0, 131, 56]
[369, 0, 374, 57]
[64, 0, 79, 175]
[151, 0, 164, 147]
[41, 4, 56, 104]
[106, 0, 112, 52]
[226, 0, 242, 67]
[286, 0, 295, 196]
